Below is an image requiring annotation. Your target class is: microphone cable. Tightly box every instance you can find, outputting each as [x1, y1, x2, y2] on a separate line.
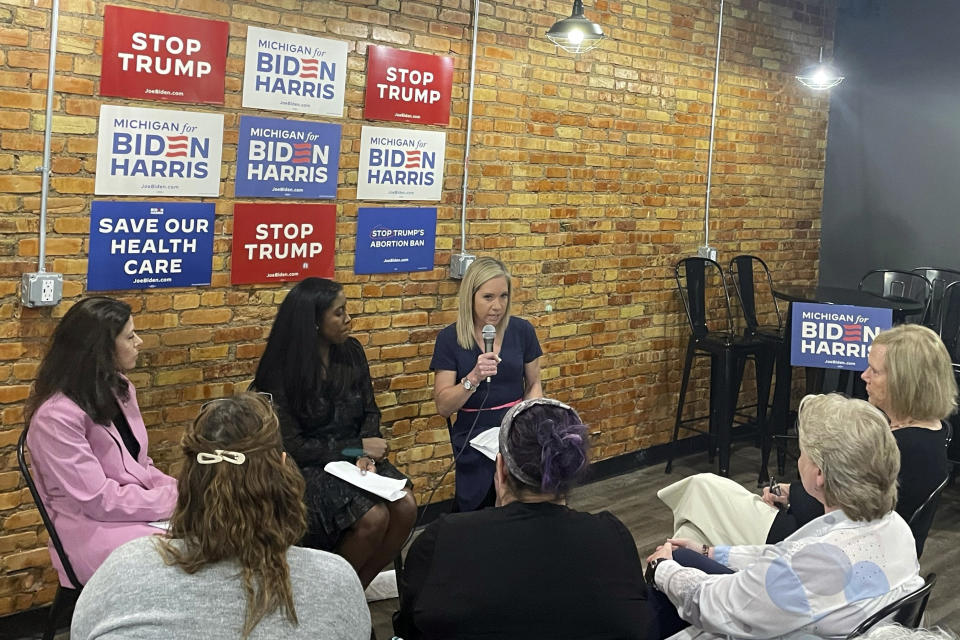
[399, 381, 492, 553]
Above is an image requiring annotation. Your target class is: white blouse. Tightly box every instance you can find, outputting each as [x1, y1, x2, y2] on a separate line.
[656, 510, 923, 640]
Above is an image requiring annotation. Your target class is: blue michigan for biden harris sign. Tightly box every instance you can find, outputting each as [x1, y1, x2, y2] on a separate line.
[235, 115, 341, 198]
[87, 201, 214, 291]
[790, 303, 893, 371]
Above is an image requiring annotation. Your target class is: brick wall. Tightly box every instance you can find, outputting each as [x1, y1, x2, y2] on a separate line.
[0, 0, 828, 616]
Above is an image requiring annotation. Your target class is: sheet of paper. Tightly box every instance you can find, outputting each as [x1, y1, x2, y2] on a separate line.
[148, 520, 170, 530]
[323, 461, 408, 502]
[470, 426, 500, 461]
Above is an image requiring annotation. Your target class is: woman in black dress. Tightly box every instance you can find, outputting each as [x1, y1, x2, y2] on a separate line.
[254, 278, 416, 588]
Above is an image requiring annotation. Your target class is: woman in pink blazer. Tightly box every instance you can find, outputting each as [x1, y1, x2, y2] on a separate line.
[25, 297, 177, 586]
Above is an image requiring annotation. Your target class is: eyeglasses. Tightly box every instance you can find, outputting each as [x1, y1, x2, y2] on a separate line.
[199, 391, 273, 413]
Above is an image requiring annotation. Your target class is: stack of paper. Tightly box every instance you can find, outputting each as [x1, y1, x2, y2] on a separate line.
[323, 461, 408, 502]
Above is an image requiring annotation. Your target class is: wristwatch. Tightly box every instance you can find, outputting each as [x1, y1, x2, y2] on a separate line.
[645, 557, 668, 587]
[462, 377, 477, 392]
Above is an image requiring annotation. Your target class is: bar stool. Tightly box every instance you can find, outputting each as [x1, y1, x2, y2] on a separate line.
[666, 257, 773, 478]
[859, 269, 933, 324]
[912, 267, 960, 331]
[728, 254, 783, 483]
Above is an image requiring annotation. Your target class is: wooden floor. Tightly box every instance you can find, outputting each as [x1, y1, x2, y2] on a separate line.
[370, 442, 960, 638]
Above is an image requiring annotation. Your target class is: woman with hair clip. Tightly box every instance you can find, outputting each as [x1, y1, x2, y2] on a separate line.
[71, 393, 370, 639]
[25, 296, 176, 587]
[396, 398, 654, 640]
[253, 277, 415, 589]
[431, 257, 543, 511]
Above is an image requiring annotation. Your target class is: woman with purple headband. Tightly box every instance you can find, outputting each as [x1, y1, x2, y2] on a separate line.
[395, 398, 655, 640]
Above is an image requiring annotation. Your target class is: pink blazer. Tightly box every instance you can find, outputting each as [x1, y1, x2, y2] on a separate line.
[26, 379, 177, 586]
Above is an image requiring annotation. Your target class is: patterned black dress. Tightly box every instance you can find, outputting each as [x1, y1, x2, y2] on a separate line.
[263, 337, 408, 551]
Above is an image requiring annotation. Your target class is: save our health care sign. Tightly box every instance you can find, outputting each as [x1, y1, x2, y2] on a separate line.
[231, 203, 336, 284]
[87, 201, 214, 291]
[100, 5, 228, 105]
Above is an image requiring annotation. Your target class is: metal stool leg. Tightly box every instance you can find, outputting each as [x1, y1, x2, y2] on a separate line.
[666, 339, 696, 473]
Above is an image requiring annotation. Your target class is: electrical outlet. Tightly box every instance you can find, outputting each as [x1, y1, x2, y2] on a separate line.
[41, 278, 55, 302]
[21, 272, 63, 308]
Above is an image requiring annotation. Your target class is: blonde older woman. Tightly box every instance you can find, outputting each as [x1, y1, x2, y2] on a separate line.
[430, 257, 542, 511]
[646, 394, 922, 640]
[659, 324, 956, 556]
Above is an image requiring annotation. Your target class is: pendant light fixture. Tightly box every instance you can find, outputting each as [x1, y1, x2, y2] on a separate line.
[796, 2, 844, 90]
[546, 0, 604, 54]
[796, 46, 844, 90]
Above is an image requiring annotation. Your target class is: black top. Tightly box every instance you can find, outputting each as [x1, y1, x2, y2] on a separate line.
[767, 425, 948, 556]
[397, 501, 655, 640]
[112, 401, 140, 460]
[256, 337, 408, 550]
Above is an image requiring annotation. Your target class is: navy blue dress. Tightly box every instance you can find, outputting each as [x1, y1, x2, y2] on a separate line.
[429, 317, 542, 511]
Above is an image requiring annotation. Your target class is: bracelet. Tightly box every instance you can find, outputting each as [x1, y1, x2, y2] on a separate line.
[702, 544, 709, 556]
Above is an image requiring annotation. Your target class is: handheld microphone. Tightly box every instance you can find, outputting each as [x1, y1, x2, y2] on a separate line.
[481, 324, 496, 383]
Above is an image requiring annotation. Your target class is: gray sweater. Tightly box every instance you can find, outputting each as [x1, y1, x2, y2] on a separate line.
[71, 536, 370, 640]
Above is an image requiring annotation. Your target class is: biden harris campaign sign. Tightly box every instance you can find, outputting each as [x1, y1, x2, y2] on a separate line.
[100, 6, 228, 105]
[231, 203, 336, 285]
[354, 207, 436, 274]
[95, 105, 224, 197]
[242, 26, 347, 117]
[357, 126, 445, 201]
[87, 201, 214, 290]
[364, 46, 452, 125]
[790, 303, 893, 371]
[235, 116, 341, 199]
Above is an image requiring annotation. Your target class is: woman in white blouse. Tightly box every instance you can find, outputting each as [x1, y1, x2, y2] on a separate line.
[645, 394, 922, 640]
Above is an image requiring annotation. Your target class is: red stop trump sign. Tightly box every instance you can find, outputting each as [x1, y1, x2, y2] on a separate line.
[364, 46, 453, 126]
[100, 5, 229, 105]
[231, 203, 336, 285]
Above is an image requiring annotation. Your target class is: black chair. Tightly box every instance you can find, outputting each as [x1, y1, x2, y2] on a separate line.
[907, 474, 949, 558]
[728, 255, 784, 483]
[938, 282, 960, 468]
[938, 281, 960, 367]
[912, 267, 960, 331]
[845, 573, 937, 638]
[17, 425, 83, 640]
[859, 270, 933, 325]
[666, 257, 773, 478]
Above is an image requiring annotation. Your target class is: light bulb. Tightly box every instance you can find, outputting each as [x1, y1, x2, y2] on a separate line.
[567, 29, 584, 45]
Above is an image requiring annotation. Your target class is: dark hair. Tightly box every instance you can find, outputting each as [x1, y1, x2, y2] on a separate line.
[158, 392, 307, 639]
[253, 278, 362, 419]
[503, 403, 589, 496]
[26, 296, 132, 425]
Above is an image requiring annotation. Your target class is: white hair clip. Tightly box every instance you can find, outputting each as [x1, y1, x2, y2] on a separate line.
[196, 450, 246, 465]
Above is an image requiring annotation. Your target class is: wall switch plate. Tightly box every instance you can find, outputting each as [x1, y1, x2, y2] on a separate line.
[21, 272, 63, 308]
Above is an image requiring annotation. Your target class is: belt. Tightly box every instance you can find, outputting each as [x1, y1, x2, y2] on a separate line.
[458, 398, 522, 412]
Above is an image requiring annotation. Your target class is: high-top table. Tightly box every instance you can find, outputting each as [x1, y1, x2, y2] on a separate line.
[764, 285, 925, 478]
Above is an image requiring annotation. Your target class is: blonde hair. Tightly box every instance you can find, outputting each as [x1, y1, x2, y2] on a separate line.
[456, 257, 512, 349]
[870, 324, 958, 421]
[798, 394, 900, 522]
